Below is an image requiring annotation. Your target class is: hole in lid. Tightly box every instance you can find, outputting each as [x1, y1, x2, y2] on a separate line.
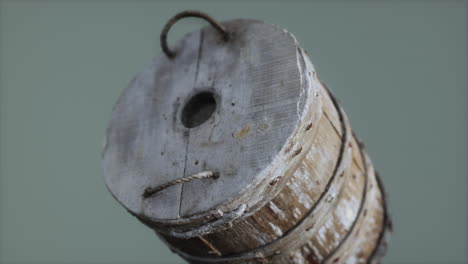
[181, 91, 216, 128]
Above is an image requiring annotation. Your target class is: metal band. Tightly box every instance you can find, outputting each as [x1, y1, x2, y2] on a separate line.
[167, 82, 359, 263]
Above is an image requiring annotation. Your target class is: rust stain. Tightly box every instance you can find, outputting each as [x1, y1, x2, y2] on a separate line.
[236, 124, 251, 139]
[292, 147, 302, 157]
[269, 176, 282, 186]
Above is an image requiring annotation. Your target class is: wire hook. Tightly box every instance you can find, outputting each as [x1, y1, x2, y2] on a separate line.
[160, 10, 229, 59]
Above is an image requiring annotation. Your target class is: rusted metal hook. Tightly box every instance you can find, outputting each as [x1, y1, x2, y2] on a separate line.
[160, 10, 229, 59]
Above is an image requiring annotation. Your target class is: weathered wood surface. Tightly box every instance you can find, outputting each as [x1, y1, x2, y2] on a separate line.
[103, 20, 321, 223]
[157, 77, 390, 264]
[102, 18, 390, 264]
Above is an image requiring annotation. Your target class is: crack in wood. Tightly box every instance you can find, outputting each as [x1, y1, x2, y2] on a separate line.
[179, 30, 205, 218]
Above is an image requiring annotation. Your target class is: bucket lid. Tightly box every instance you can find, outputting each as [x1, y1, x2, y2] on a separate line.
[102, 18, 320, 223]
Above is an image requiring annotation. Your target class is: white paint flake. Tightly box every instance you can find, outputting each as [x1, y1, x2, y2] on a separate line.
[269, 201, 287, 220]
[293, 207, 302, 219]
[269, 223, 283, 237]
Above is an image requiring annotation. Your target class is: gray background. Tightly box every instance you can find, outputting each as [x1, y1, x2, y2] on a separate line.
[1, 1, 467, 263]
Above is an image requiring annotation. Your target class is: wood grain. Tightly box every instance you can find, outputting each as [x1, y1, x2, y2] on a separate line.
[102, 18, 390, 264]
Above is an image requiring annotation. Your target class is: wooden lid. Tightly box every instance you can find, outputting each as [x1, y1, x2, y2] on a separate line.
[102, 19, 319, 222]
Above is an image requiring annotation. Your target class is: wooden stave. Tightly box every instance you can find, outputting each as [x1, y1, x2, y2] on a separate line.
[157, 75, 390, 263]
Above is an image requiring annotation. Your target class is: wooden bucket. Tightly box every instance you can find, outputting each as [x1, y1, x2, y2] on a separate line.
[102, 11, 391, 264]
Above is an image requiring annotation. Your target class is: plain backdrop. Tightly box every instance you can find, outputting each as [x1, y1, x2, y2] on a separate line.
[1, 1, 467, 263]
